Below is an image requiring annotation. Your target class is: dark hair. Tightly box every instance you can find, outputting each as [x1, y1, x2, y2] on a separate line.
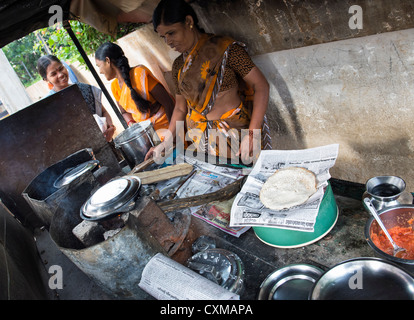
[95, 42, 150, 114]
[37, 55, 61, 79]
[153, 0, 201, 31]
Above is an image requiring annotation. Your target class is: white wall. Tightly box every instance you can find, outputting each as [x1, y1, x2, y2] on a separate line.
[0, 50, 32, 114]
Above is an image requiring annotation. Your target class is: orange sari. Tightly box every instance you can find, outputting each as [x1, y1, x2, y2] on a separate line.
[111, 65, 169, 132]
[177, 34, 270, 159]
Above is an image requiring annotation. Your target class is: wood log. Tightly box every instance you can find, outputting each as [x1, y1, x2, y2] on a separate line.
[157, 176, 246, 213]
[128, 158, 155, 174]
[130, 163, 193, 185]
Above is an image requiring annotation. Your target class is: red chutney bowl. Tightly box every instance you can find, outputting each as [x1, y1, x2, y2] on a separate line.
[365, 205, 414, 271]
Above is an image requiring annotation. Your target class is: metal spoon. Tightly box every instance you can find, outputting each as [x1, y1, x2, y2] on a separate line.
[363, 197, 406, 258]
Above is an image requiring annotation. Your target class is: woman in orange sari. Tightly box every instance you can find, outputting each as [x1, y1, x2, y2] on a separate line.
[146, 0, 271, 164]
[95, 42, 174, 132]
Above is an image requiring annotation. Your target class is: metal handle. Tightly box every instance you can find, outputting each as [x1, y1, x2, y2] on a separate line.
[144, 127, 156, 147]
[363, 197, 398, 248]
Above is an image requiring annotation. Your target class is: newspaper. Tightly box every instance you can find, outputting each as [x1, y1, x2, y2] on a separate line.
[156, 155, 250, 237]
[138, 253, 239, 300]
[229, 144, 339, 232]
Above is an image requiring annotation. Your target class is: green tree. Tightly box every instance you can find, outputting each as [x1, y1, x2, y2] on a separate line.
[34, 21, 115, 68]
[3, 20, 142, 87]
[2, 32, 43, 87]
[35, 21, 142, 67]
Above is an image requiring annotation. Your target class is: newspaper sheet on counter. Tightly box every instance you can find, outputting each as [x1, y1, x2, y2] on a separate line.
[139, 253, 239, 300]
[229, 144, 339, 232]
[156, 155, 250, 237]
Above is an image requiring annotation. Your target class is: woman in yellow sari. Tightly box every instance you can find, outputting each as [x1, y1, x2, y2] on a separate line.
[95, 42, 174, 132]
[146, 0, 271, 164]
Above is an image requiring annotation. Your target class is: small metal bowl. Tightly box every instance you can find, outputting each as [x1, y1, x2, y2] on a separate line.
[365, 205, 414, 268]
[258, 264, 324, 300]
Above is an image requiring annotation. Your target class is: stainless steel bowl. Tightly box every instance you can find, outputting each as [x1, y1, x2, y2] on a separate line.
[365, 205, 414, 267]
[310, 257, 414, 300]
[258, 264, 324, 300]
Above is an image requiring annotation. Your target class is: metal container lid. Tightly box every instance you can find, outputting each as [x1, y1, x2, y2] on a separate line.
[80, 176, 141, 221]
[114, 120, 158, 147]
[53, 160, 99, 188]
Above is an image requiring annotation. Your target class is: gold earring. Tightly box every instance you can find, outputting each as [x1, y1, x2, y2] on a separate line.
[190, 25, 193, 29]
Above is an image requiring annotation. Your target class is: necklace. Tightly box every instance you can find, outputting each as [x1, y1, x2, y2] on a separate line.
[184, 30, 201, 59]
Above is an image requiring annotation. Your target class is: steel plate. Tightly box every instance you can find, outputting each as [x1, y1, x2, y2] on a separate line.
[310, 258, 414, 300]
[80, 175, 141, 221]
[258, 264, 324, 300]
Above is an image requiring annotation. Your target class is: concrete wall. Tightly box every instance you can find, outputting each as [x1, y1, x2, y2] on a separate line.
[254, 29, 414, 188]
[193, 0, 414, 54]
[0, 50, 32, 113]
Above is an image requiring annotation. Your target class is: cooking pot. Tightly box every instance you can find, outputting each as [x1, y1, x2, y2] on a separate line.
[114, 121, 160, 168]
[22, 149, 100, 227]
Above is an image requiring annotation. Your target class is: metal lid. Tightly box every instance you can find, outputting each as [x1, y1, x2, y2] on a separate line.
[114, 120, 153, 147]
[53, 160, 99, 188]
[80, 175, 141, 221]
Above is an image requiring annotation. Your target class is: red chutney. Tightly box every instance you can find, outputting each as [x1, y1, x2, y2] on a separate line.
[371, 225, 414, 260]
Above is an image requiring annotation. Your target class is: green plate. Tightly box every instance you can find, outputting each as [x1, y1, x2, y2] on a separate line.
[253, 182, 338, 248]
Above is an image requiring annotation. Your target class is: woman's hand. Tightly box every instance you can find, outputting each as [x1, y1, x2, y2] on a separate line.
[145, 143, 162, 161]
[144, 140, 173, 164]
[236, 130, 261, 165]
[103, 125, 116, 142]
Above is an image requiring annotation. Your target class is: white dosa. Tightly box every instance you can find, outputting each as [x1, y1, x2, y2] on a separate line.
[260, 167, 317, 211]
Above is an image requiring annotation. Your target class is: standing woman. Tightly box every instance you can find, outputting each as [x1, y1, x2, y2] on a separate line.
[95, 42, 175, 132]
[146, 0, 271, 163]
[37, 55, 116, 142]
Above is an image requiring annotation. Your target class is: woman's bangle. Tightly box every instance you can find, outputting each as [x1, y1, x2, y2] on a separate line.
[127, 120, 135, 126]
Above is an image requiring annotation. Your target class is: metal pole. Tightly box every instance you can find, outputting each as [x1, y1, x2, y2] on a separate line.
[63, 21, 127, 129]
